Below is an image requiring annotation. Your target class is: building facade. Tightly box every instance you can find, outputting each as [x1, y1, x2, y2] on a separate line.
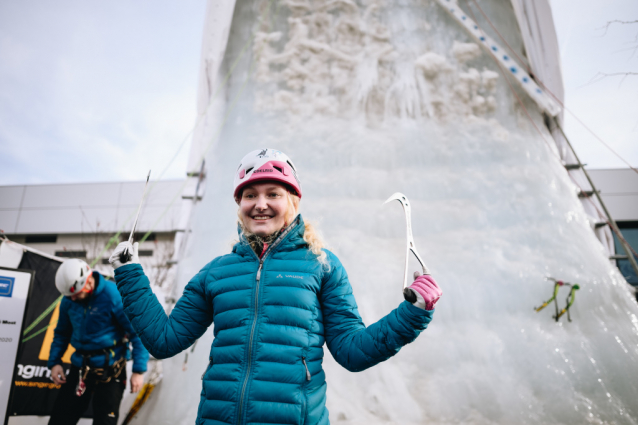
[0, 180, 186, 286]
[589, 168, 638, 286]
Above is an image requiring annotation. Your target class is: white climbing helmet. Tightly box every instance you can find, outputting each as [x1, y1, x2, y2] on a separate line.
[233, 148, 302, 202]
[55, 259, 92, 297]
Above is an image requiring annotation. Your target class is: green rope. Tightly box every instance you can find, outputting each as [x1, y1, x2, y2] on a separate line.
[88, 231, 131, 268]
[22, 324, 51, 343]
[23, 296, 62, 336]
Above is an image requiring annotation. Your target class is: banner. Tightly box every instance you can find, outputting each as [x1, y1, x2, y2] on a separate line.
[6, 250, 90, 418]
[0, 267, 34, 425]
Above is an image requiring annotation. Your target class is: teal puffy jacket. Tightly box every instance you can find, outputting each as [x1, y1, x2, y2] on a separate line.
[114, 216, 433, 425]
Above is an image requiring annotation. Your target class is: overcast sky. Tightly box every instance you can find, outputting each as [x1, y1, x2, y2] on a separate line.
[549, 0, 638, 172]
[0, 0, 636, 186]
[0, 0, 206, 185]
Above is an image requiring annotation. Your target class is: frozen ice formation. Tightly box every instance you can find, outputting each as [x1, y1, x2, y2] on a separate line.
[252, 0, 503, 125]
[415, 52, 450, 78]
[451, 41, 481, 63]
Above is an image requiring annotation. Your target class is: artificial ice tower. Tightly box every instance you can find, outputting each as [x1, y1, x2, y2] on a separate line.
[139, 1, 638, 424]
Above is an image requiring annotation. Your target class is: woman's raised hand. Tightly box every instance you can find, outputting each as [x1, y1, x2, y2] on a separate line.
[407, 271, 442, 311]
[109, 241, 140, 270]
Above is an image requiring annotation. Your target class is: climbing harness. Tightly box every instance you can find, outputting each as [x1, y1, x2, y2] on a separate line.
[74, 337, 129, 397]
[535, 278, 580, 323]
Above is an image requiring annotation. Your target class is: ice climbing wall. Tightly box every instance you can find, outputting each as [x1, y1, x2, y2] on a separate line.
[140, 1, 638, 424]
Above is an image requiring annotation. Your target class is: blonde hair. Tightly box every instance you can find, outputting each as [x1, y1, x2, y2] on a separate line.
[237, 190, 328, 266]
[286, 193, 328, 265]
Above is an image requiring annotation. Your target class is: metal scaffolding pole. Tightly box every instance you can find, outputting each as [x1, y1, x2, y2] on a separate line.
[555, 119, 638, 282]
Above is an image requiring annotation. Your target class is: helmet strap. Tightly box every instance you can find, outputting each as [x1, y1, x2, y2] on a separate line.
[79, 274, 93, 295]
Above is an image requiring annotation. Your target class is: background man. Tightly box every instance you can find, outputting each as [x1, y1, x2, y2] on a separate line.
[47, 258, 149, 425]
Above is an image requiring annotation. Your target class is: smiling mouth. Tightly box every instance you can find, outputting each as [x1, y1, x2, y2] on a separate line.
[251, 215, 272, 221]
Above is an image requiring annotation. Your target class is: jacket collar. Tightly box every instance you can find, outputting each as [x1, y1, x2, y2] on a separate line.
[234, 214, 306, 258]
[91, 271, 106, 296]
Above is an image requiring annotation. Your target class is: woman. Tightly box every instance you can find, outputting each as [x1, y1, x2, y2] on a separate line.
[109, 148, 442, 425]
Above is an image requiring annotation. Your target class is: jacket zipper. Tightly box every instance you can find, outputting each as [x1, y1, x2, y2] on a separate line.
[302, 357, 311, 381]
[201, 356, 213, 380]
[301, 356, 310, 425]
[236, 217, 302, 425]
[82, 307, 88, 344]
[237, 260, 263, 425]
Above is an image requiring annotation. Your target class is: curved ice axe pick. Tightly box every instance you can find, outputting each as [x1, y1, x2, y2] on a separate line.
[384, 192, 430, 303]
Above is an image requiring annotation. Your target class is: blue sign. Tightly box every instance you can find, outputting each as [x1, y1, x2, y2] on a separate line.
[0, 276, 15, 297]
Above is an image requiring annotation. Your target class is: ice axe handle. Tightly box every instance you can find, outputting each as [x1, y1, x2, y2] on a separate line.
[403, 270, 421, 303]
[403, 288, 417, 303]
[119, 170, 150, 266]
[119, 248, 132, 264]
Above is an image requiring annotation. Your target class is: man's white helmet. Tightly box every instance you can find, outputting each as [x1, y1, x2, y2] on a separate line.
[55, 259, 91, 296]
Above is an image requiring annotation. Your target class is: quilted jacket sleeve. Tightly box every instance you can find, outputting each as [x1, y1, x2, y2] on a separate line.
[320, 251, 434, 372]
[112, 291, 149, 373]
[47, 298, 72, 369]
[113, 263, 214, 359]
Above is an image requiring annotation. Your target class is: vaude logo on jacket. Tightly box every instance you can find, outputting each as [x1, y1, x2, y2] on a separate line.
[276, 274, 303, 279]
[2, 319, 17, 325]
[0, 276, 15, 297]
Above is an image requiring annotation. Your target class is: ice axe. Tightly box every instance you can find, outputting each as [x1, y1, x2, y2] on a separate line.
[119, 170, 151, 263]
[384, 192, 430, 303]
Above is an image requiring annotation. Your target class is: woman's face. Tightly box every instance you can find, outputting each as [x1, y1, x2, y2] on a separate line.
[239, 182, 290, 237]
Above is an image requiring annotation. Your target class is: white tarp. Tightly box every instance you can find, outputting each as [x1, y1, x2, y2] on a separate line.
[0, 240, 24, 269]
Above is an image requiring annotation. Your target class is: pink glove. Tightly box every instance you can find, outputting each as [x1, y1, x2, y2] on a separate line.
[407, 273, 442, 310]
